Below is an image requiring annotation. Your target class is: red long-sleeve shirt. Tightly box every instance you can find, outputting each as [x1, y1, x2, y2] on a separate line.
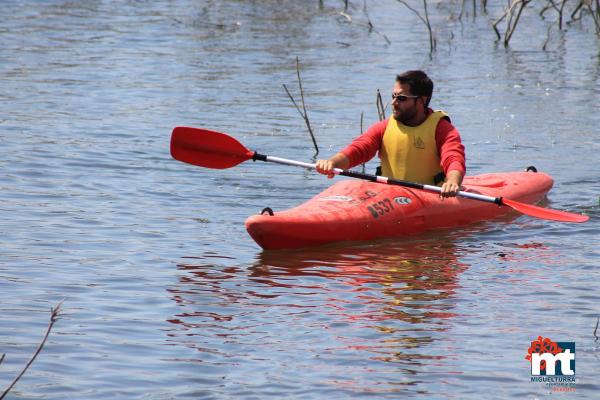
[340, 114, 466, 176]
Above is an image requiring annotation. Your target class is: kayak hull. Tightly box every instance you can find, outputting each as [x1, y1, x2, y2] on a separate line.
[245, 171, 554, 250]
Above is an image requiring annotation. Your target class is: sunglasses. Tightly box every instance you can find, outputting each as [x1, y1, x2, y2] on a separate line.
[392, 93, 419, 102]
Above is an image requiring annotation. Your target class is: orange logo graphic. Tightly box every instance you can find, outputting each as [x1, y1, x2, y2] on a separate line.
[525, 336, 563, 371]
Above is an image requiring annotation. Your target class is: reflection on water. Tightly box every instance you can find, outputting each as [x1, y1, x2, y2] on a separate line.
[167, 237, 469, 395]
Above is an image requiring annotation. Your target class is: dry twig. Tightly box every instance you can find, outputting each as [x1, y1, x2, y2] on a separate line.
[557, 0, 567, 29]
[459, 0, 478, 20]
[396, 0, 436, 54]
[339, 0, 391, 45]
[360, 111, 364, 135]
[492, 0, 532, 46]
[283, 57, 319, 154]
[540, 0, 568, 30]
[542, 24, 553, 51]
[568, 1, 585, 23]
[376, 89, 386, 121]
[0, 301, 63, 400]
[586, 0, 600, 34]
[360, 111, 366, 173]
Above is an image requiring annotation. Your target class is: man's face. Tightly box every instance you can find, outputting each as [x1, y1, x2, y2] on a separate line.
[391, 82, 421, 124]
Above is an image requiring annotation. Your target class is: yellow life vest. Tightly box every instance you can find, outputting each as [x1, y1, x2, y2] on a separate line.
[380, 111, 448, 185]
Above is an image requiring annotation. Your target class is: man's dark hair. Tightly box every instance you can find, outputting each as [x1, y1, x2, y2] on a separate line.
[396, 70, 433, 107]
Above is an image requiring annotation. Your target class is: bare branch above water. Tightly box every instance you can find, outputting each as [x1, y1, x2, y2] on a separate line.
[396, 0, 436, 54]
[492, 0, 533, 47]
[0, 301, 63, 400]
[339, 0, 391, 45]
[283, 57, 319, 154]
[376, 89, 386, 121]
[327, 0, 598, 52]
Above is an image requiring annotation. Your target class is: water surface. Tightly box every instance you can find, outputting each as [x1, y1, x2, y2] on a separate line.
[1, 1, 599, 398]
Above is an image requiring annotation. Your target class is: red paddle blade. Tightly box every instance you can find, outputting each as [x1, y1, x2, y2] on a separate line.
[170, 127, 254, 169]
[502, 198, 589, 223]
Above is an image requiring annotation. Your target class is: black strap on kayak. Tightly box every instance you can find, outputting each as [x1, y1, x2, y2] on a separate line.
[526, 166, 538, 173]
[260, 207, 274, 216]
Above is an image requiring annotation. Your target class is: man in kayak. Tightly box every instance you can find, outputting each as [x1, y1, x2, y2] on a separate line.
[316, 70, 465, 198]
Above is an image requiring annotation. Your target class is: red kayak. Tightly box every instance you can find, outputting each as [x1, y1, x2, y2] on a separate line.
[245, 171, 554, 250]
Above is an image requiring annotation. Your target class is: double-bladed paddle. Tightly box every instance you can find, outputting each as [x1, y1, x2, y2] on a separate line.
[170, 126, 589, 223]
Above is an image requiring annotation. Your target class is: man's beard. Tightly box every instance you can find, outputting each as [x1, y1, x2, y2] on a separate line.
[393, 108, 416, 124]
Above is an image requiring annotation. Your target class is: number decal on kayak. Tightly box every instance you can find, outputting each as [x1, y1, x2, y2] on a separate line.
[366, 198, 394, 219]
[358, 190, 377, 203]
[367, 205, 379, 218]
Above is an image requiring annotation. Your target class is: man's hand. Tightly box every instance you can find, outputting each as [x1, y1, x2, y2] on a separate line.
[315, 159, 336, 179]
[315, 153, 350, 179]
[440, 170, 464, 199]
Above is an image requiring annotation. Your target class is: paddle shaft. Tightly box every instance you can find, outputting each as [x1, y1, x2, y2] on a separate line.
[252, 152, 502, 206]
[169, 126, 589, 222]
